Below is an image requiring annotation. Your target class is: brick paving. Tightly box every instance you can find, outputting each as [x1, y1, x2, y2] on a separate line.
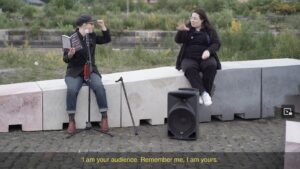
[0, 114, 299, 169]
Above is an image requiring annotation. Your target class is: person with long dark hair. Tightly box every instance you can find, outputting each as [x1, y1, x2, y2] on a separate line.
[63, 14, 111, 134]
[175, 8, 221, 106]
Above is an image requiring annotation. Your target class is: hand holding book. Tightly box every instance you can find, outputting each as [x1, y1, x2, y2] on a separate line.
[67, 48, 76, 58]
[61, 32, 83, 52]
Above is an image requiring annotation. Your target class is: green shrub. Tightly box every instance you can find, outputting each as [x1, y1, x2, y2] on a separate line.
[272, 31, 300, 58]
[58, 23, 74, 34]
[234, 2, 251, 16]
[144, 13, 161, 29]
[219, 20, 276, 61]
[28, 22, 41, 37]
[210, 9, 234, 29]
[20, 5, 37, 18]
[202, 0, 225, 13]
[271, 0, 298, 14]
[104, 12, 125, 31]
[154, 0, 200, 13]
[91, 3, 107, 15]
[283, 14, 300, 29]
[0, 13, 23, 28]
[49, 0, 76, 10]
[0, 0, 25, 13]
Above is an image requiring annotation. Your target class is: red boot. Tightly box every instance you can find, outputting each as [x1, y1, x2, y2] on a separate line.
[67, 120, 76, 134]
[100, 117, 109, 133]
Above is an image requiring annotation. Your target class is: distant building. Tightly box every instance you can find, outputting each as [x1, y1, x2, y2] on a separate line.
[23, 0, 45, 6]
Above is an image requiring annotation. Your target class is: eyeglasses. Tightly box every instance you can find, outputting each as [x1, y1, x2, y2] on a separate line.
[190, 17, 200, 21]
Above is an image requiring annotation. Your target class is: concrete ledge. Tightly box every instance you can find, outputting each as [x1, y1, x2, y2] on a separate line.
[37, 77, 120, 131]
[222, 58, 300, 118]
[37, 79, 88, 130]
[0, 82, 42, 132]
[90, 76, 121, 128]
[262, 65, 300, 118]
[104, 67, 188, 127]
[198, 67, 261, 122]
[1, 58, 300, 132]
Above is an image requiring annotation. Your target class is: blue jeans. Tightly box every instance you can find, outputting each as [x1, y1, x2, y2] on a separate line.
[65, 73, 108, 114]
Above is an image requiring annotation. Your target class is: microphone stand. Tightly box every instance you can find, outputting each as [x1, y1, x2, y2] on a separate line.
[67, 32, 113, 139]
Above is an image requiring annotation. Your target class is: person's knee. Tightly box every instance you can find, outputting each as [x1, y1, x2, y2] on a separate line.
[91, 80, 104, 88]
[204, 58, 217, 70]
[67, 88, 79, 96]
[206, 64, 217, 72]
[184, 67, 198, 76]
[93, 83, 106, 93]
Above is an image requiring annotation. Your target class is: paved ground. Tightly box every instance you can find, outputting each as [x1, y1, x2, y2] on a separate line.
[0, 113, 299, 169]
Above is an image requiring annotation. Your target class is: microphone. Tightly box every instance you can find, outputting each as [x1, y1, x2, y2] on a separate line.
[85, 29, 90, 46]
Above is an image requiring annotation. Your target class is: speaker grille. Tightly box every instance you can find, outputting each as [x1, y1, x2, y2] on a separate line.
[167, 89, 199, 140]
[168, 107, 196, 138]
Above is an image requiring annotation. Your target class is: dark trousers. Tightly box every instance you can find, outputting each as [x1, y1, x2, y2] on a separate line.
[65, 73, 108, 114]
[181, 57, 217, 95]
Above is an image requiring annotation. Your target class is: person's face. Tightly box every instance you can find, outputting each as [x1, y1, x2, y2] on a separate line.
[82, 22, 94, 33]
[190, 12, 203, 29]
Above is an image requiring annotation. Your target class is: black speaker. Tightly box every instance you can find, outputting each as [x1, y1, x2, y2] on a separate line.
[167, 89, 199, 140]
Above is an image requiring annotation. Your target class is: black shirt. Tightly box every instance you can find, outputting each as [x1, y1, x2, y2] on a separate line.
[63, 29, 111, 77]
[185, 30, 210, 60]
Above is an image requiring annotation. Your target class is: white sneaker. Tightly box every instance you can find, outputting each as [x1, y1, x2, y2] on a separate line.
[199, 96, 204, 104]
[201, 91, 212, 106]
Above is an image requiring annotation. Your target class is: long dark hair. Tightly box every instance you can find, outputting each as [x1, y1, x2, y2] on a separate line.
[188, 8, 213, 31]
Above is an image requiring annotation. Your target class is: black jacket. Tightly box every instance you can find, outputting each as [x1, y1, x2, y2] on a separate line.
[63, 29, 111, 77]
[175, 27, 221, 70]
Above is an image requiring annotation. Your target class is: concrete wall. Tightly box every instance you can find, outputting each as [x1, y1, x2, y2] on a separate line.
[0, 82, 42, 132]
[0, 58, 300, 132]
[37, 77, 121, 130]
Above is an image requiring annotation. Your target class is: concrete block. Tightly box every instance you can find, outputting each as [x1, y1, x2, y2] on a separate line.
[220, 58, 300, 119]
[198, 68, 261, 122]
[3, 58, 299, 131]
[103, 65, 262, 125]
[105, 67, 189, 127]
[37, 77, 121, 130]
[0, 82, 42, 132]
[37, 79, 88, 130]
[90, 75, 121, 128]
[222, 58, 300, 69]
[262, 65, 300, 118]
[0, 29, 8, 41]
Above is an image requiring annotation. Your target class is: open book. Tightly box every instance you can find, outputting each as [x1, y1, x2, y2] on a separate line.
[61, 32, 83, 51]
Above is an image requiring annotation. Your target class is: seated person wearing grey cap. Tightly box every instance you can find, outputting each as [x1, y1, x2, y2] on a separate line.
[63, 14, 111, 134]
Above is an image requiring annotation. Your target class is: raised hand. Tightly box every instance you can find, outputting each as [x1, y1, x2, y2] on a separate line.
[97, 20, 107, 31]
[177, 21, 189, 31]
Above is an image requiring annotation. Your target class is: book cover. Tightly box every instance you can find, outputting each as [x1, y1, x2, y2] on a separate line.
[61, 32, 83, 51]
